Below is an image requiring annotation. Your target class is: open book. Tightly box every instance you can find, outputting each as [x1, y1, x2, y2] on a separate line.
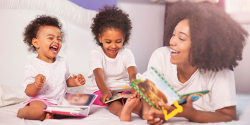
[105, 88, 132, 104]
[44, 93, 97, 117]
[131, 67, 209, 110]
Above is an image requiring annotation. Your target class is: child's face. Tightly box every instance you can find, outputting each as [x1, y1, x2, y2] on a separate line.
[169, 19, 191, 65]
[32, 26, 62, 63]
[99, 28, 124, 58]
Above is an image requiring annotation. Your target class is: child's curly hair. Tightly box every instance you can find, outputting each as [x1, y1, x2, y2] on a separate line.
[91, 5, 132, 46]
[164, 2, 249, 71]
[23, 15, 64, 53]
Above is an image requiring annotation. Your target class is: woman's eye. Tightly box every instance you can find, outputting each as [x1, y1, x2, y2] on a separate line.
[179, 38, 184, 41]
[48, 37, 53, 40]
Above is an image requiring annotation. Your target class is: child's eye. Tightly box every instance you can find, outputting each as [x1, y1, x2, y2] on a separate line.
[48, 37, 53, 40]
[105, 41, 111, 44]
[57, 39, 62, 42]
[116, 41, 122, 43]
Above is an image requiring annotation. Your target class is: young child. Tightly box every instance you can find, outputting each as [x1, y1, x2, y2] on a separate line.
[17, 15, 85, 120]
[88, 5, 141, 121]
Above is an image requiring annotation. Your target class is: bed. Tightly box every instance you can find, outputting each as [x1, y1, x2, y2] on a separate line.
[0, 0, 250, 125]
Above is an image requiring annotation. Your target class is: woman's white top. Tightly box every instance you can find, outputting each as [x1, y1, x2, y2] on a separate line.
[148, 47, 237, 111]
[22, 56, 70, 104]
[87, 46, 136, 94]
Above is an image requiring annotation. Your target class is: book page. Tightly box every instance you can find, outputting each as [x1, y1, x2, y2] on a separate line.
[58, 93, 97, 108]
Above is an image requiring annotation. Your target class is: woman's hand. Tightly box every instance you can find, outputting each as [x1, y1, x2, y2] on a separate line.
[100, 91, 112, 104]
[147, 96, 196, 124]
[72, 74, 85, 86]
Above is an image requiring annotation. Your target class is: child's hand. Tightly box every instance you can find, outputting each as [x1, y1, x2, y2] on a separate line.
[35, 74, 46, 88]
[72, 74, 85, 86]
[100, 91, 112, 104]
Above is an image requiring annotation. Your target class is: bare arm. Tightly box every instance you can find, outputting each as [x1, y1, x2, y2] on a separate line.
[25, 74, 45, 97]
[147, 96, 236, 124]
[25, 82, 42, 97]
[127, 66, 137, 82]
[185, 106, 236, 123]
[93, 68, 112, 104]
[127, 66, 137, 94]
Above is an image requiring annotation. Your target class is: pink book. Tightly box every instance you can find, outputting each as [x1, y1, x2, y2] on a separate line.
[44, 93, 97, 117]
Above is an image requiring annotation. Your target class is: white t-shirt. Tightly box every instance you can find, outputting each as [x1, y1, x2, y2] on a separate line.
[147, 47, 237, 111]
[22, 56, 70, 104]
[87, 46, 136, 94]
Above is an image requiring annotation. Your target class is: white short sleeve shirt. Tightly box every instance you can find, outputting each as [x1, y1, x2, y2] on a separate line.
[148, 47, 237, 111]
[87, 46, 136, 94]
[22, 56, 71, 104]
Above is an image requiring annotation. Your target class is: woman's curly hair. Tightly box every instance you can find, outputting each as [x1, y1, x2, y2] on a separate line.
[91, 5, 132, 46]
[164, 2, 249, 71]
[23, 15, 64, 53]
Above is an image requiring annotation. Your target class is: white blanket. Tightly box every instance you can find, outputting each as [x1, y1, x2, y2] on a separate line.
[0, 94, 249, 125]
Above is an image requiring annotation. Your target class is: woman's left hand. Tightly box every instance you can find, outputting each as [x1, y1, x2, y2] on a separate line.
[73, 74, 85, 86]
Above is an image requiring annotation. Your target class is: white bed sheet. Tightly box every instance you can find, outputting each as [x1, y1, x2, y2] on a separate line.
[0, 95, 249, 125]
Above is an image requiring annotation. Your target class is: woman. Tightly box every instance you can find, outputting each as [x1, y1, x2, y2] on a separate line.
[146, 2, 248, 124]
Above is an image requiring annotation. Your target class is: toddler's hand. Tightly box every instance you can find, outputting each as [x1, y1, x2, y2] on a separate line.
[72, 74, 85, 86]
[35, 74, 46, 88]
[100, 91, 112, 104]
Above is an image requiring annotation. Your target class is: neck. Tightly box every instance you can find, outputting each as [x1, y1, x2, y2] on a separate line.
[177, 63, 198, 83]
[37, 55, 55, 63]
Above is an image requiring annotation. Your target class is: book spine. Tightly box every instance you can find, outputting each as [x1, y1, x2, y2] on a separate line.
[131, 79, 156, 109]
[151, 67, 180, 97]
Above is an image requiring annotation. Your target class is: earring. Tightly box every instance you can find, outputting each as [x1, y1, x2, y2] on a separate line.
[100, 41, 102, 43]
[37, 46, 40, 49]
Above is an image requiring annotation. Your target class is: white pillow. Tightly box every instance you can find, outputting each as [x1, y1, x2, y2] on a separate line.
[0, 84, 28, 107]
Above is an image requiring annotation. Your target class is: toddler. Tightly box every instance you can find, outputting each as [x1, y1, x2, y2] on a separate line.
[17, 15, 85, 120]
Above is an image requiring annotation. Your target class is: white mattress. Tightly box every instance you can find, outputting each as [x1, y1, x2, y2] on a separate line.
[0, 95, 249, 125]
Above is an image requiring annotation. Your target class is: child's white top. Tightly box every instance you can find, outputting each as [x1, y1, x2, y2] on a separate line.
[87, 46, 136, 94]
[147, 47, 237, 112]
[22, 56, 71, 104]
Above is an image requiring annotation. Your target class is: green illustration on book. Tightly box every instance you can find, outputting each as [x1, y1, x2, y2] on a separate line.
[131, 67, 209, 120]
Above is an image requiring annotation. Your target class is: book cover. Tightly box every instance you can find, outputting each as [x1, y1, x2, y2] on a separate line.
[44, 93, 97, 117]
[131, 67, 209, 110]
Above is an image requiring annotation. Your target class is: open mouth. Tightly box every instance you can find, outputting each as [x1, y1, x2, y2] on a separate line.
[50, 45, 58, 53]
[170, 49, 180, 54]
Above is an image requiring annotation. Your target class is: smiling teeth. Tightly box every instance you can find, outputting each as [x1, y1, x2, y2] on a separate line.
[170, 49, 178, 53]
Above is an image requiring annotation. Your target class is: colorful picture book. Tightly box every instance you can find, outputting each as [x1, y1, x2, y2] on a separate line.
[105, 93, 132, 104]
[44, 93, 97, 117]
[131, 67, 210, 110]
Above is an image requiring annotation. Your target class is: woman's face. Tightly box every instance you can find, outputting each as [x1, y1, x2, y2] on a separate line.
[169, 19, 191, 65]
[99, 28, 124, 58]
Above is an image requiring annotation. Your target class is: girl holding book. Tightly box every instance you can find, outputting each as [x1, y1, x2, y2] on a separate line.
[17, 15, 86, 120]
[146, 2, 248, 124]
[87, 5, 142, 121]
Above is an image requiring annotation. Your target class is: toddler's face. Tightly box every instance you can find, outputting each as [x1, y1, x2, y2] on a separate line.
[99, 28, 124, 58]
[33, 26, 62, 63]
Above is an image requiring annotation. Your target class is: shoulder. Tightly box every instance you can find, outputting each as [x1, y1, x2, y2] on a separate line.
[150, 47, 170, 62]
[90, 46, 103, 56]
[120, 48, 134, 55]
[152, 47, 170, 56]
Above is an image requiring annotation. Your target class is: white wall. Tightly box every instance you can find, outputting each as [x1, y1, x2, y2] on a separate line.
[117, 0, 165, 73]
